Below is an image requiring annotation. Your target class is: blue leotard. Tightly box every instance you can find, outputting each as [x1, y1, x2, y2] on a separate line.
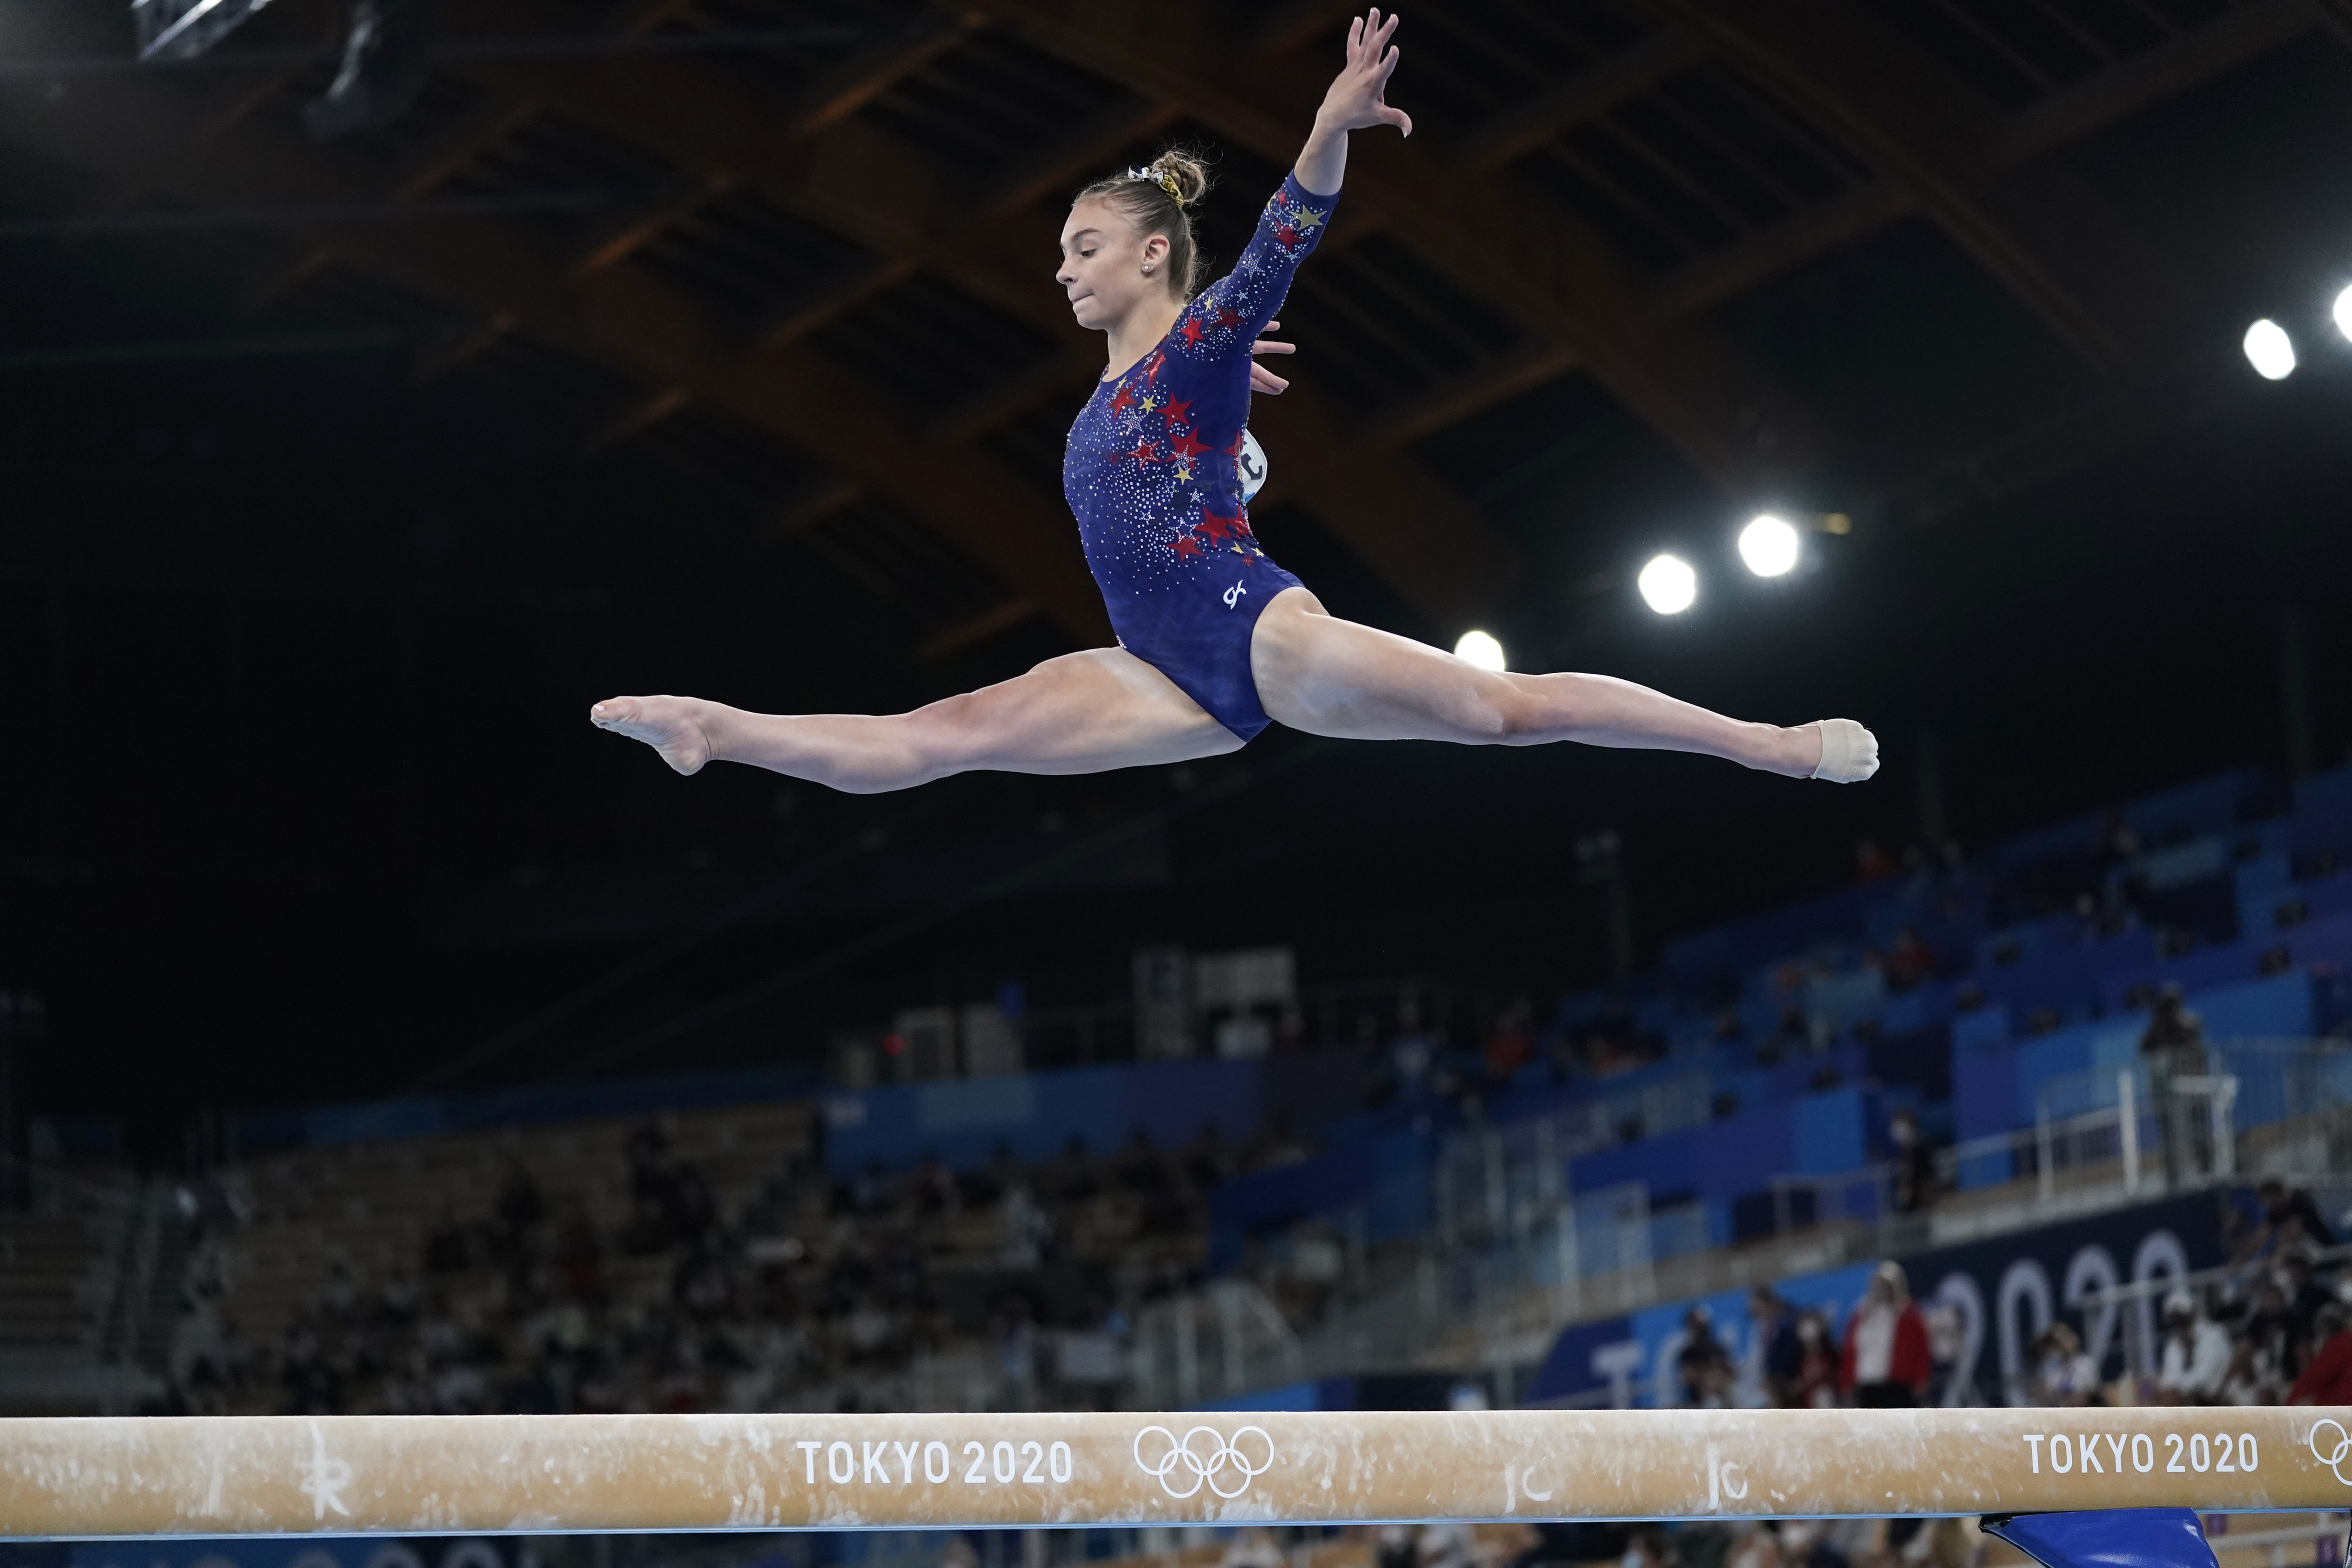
[1062, 172, 1336, 741]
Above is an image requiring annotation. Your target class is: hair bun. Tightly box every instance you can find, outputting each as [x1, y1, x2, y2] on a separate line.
[1147, 149, 1211, 210]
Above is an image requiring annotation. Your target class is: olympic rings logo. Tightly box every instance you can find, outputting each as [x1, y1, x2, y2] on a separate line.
[1133, 1425, 1275, 1499]
[2310, 1420, 2352, 1485]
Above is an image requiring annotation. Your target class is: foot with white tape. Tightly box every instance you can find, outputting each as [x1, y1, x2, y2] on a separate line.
[1808, 718, 1880, 782]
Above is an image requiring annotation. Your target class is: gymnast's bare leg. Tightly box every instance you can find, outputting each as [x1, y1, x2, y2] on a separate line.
[590, 648, 1242, 795]
[1246, 587, 1842, 773]
[590, 590, 1862, 792]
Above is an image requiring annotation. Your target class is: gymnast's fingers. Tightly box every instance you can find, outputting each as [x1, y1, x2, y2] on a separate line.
[1250, 364, 1291, 395]
[1250, 339, 1297, 357]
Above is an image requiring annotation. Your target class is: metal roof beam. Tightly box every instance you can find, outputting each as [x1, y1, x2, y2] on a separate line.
[1644, 0, 2182, 374]
[1453, 30, 1708, 172]
[0, 73, 1112, 642]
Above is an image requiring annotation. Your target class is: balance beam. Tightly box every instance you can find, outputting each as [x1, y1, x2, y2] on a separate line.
[5, 1409, 2350, 1537]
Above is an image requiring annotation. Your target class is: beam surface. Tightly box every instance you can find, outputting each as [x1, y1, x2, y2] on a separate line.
[3, 1409, 2346, 1536]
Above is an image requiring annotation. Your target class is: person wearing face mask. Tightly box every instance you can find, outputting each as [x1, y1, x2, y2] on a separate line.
[1791, 1308, 1840, 1408]
[1840, 1261, 1933, 1406]
[1749, 1284, 1800, 1406]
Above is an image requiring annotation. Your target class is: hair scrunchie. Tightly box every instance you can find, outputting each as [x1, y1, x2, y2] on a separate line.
[1127, 164, 1185, 205]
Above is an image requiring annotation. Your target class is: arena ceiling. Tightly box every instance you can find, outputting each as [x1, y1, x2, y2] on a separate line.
[3, 0, 2343, 661]
[8, 0, 2352, 1122]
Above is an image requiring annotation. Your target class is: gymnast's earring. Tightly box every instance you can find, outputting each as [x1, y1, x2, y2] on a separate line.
[1142, 263, 1155, 274]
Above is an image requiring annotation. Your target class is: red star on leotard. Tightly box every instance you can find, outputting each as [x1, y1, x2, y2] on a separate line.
[1169, 428, 1210, 462]
[1216, 307, 1241, 332]
[1163, 397, 1192, 426]
[1275, 224, 1299, 248]
[1169, 533, 1204, 559]
[1200, 508, 1241, 543]
[1109, 383, 1136, 415]
[1180, 317, 1204, 346]
[1144, 351, 1165, 381]
[1128, 439, 1160, 464]
[1220, 430, 1246, 456]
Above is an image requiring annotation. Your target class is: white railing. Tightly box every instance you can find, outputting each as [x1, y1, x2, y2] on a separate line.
[1287, 1182, 1657, 1384]
[1430, 1073, 1706, 1251]
[1131, 1279, 1302, 1406]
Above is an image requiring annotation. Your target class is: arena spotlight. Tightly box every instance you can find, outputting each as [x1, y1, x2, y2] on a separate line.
[2243, 318, 2296, 380]
[2334, 284, 2352, 344]
[1737, 514, 1802, 578]
[1637, 553, 1697, 615]
[1453, 630, 1506, 671]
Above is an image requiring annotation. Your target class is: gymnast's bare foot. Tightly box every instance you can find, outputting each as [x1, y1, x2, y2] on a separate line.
[590, 695, 719, 775]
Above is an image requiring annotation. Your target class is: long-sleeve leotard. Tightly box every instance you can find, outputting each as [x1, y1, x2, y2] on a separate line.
[1062, 172, 1336, 740]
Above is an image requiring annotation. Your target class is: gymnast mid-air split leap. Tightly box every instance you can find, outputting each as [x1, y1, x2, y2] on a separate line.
[592, 11, 1880, 793]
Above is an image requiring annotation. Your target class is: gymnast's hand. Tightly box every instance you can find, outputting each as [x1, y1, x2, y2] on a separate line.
[1317, 11, 1412, 140]
[1249, 321, 1296, 396]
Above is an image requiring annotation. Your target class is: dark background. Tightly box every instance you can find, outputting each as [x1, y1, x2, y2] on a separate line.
[2, 15, 2349, 1154]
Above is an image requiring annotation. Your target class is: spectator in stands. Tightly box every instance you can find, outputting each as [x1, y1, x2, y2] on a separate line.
[2154, 1291, 2230, 1404]
[1619, 1529, 1675, 1568]
[2140, 984, 2208, 1187]
[1888, 1109, 1936, 1215]
[1508, 1523, 1632, 1568]
[2278, 1251, 2334, 1360]
[1677, 1305, 1735, 1407]
[2258, 1177, 2339, 1252]
[1840, 1261, 1932, 1406]
[2028, 1322, 2100, 1406]
[2290, 1303, 2352, 1404]
[1886, 927, 1933, 992]
[1791, 1310, 1840, 1408]
[1723, 1523, 1779, 1568]
[1483, 998, 1534, 1081]
[1390, 996, 1439, 1097]
[2099, 811, 2142, 869]
[2220, 1301, 2291, 1406]
[2239, 1274, 2298, 1372]
[1414, 1524, 1479, 1568]
[1779, 1519, 1853, 1568]
[1750, 1284, 1802, 1407]
[908, 1154, 957, 1217]
[1219, 1528, 1286, 1568]
[423, 1206, 472, 1274]
[1375, 1524, 1419, 1568]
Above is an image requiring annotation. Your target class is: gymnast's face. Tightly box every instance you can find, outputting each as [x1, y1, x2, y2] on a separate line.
[1058, 198, 1173, 331]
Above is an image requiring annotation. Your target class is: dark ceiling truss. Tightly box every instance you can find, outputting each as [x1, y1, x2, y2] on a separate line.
[0, 0, 2337, 659]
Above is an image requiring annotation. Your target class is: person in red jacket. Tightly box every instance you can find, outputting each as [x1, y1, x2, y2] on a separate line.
[2291, 1305, 2352, 1405]
[1841, 1260, 1935, 1406]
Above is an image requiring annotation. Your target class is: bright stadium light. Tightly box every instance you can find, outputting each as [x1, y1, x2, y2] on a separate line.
[1454, 629, 1506, 671]
[2243, 318, 2296, 380]
[2334, 284, 2352, 344]
[1638, 554, 1697, 615]
[1738, 514, 1802, 577]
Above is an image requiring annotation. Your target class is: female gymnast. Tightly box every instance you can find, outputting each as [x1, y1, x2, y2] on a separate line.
[592, 10, 1879, 792]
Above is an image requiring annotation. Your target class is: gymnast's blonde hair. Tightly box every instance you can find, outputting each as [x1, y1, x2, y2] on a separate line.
[1073, 147, 1215, 299]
